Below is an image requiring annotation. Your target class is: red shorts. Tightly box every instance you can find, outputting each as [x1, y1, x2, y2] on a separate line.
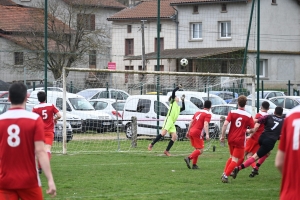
[245, 138, 259, 154]
[0, 187, 43, 200]
[45, 131, 54, 145]
[190, 135, 204, 149]
[228, 144, 244, 160]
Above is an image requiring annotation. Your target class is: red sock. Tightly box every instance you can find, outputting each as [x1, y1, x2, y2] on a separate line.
[190, 150, 200, 165]
[256, 155, 268, 169]
[224, 158, 232, 173]
[240, 157, 256, 169]
[47, 151, 52, 161]
[225, 160, 237, 176]
[237, 158, 244, 166]
[250, 162, 256, 168]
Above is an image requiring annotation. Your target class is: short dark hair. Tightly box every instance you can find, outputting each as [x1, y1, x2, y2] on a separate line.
[274, 106, 283, 116]
[204, 100, 212, 109]
[261, 101, 270, 110]
[37, 91, 46, 102]
[9, 82, 27, 105]
[237, 95, 247, 107]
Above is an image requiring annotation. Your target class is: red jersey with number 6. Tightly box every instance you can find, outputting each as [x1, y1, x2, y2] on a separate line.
[226, 108, 254, 148]
[0, 108, 45, 189]
[32, 103, 59, 132]
[189, 110, 211, 136]
[278, 106, 300, 200]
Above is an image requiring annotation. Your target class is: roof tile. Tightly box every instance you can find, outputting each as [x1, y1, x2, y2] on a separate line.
[170, 0, 247, 5]
[62, 0, 126, 9]
[0, 0, 16, 6]
[107, 0, 175, 20]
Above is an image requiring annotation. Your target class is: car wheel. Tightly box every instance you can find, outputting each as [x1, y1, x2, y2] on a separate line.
[209, 125, 219, 139]
[176, 126, 184, 141]
[125, 123, 132, 139]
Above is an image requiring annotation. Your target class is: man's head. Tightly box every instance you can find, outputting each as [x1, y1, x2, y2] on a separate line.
[37, 91, 47, 103]
[9, 82, 27, 105]
[261, 101, 270, 111]
[169, 95, 179, 103]
[204, 100, 212, 109]
[274, 106, 283, 116]
[237, 95, 247, 108]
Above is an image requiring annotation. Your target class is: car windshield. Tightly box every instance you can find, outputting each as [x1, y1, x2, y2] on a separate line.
[203, 97, 226, 105]
[112, 102, 125, 111]
[77, 90, 99, 99]
[69, 98, 95, 110]
[248, 92, 268, 99]
[166, 101, 199, 115]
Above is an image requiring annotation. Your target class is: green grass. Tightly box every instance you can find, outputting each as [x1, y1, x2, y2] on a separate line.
[42, 139, 282, 200]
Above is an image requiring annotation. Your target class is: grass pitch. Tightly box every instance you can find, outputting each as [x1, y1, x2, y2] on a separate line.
[42, 139, 281, 200]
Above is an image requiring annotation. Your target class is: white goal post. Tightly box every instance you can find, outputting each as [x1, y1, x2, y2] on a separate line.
[58, 67, 255, 154]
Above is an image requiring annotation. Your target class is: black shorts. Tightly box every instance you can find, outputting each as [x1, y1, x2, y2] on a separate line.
[257, 134, 277, 158]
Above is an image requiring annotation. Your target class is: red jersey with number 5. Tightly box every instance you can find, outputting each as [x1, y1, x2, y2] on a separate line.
[226, 108, 254, 148]
[278, 106, 300, 200]
[189, 110, 211, 136]
[0, 108, 44, 189]
[32, 103, 59, 132]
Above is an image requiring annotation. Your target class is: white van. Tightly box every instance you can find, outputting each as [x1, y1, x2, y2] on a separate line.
[122, 95, 216, 140]
[166, 91, 227, 109]
[27, 91, 113, 133]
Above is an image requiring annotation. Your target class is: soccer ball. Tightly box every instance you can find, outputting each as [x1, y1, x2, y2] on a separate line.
[180, 58, 188, 66]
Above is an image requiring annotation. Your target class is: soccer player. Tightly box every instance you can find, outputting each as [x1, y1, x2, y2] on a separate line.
[220, 95, 254, 183]
[275, 106, 300, 199]
[32, 91, 61, 172]
[244, 101, 269, 177]
[232, 107, 284, 179]
[0, 82, 56, 199]
[148, 84, 185, 156]
[184, 100, 212, 169]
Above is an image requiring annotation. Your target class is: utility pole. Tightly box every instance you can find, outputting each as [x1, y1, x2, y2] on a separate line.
[141, 20, 147, 71]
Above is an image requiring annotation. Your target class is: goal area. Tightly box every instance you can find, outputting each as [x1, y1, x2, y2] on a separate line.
[52, 68, 255, 154]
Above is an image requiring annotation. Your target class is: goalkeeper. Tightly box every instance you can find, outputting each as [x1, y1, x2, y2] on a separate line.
[148, 84, 185, 156]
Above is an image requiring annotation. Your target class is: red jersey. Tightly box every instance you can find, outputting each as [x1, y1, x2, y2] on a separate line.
[226, 108, 254, 148]
[278, 106, 300, 200]
[0, 108, 44, 189]
[189, 110, 211, 136]
[32, 103, 59, 132]
[251, 111, 268, 141]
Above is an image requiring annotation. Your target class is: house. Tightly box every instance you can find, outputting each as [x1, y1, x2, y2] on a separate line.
[107, 0, 300, 92]
[0, 0, 126, 88]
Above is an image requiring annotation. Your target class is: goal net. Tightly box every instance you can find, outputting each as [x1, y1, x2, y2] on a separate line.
[52, 68, 255, 154]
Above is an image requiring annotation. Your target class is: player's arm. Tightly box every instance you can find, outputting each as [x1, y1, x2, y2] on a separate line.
[171, 84, 182, 100]
[186, 118, 194, 138]
[275, 150, 285, 174]
[54, 111, 61, 123]
[180, 95, 185, 112]
[247, 115, 267, 135]
[204, 121, 210, 140]
[35, 141, 57, 197]
[220, 120, 229, 142]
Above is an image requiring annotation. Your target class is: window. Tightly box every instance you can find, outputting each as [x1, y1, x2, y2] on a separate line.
[77, 14, 95, 31]
[219, 21, 231, 38]
[154, 101, 168, 116]
[127, 25, 132, 33]
[191, 23, 202, 39]
[285, 98, 298, 109]
[193, 5, 198, 13]
[125, 66, 133, 83]
[138, 65, 146, 80]
[221, 61, 228, 73]
[94, 101, 108, 110]
[89, 50, 96, 66]
[125, 39, 134, 55]
[272, 0, 277, 4]
[154, 65, 164, 71]
[137, 99, 151, 113]
[14, 52, 24, 65]
[221, 4, 227, 12]
[154, 38, 164, 52]
[259, 60, 268, 78]
[190, 97, 203, 109]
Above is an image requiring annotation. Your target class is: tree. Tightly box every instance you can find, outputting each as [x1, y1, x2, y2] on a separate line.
[21, 0, 111, 80]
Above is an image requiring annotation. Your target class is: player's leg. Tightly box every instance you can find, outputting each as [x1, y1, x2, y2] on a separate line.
[44, 131, 54, 161]
[17, 187, 43, 200]
[164, 125, 177, 156]
[185, 136, 203, 169]
[0, 189, 19, 200]
[221, 145, 233, 179]
[148, 128, 168, 151]
[226, 147, 244, 179]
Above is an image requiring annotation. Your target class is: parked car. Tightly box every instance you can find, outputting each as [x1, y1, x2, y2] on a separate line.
[0, 91, 30, 102]
[269, 96, 300, 112]
[227, 98, 280, 114]
[89, 99, 125, 131]
[0, 102, 73, 142]
[209, 91, 238, 103]
[210, 104, 253, 137]
[27, 91, 112, 133]
[122, 95, 216, 140]
[27, 87, 63, 94]
[247, 91, 285, 99]
[166, 91, 227, 109]
[77, 88, 130, 100]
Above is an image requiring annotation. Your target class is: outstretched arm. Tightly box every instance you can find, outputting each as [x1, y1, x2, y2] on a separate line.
[171, 84, 182, 100]
[180, 95, 185, 112]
